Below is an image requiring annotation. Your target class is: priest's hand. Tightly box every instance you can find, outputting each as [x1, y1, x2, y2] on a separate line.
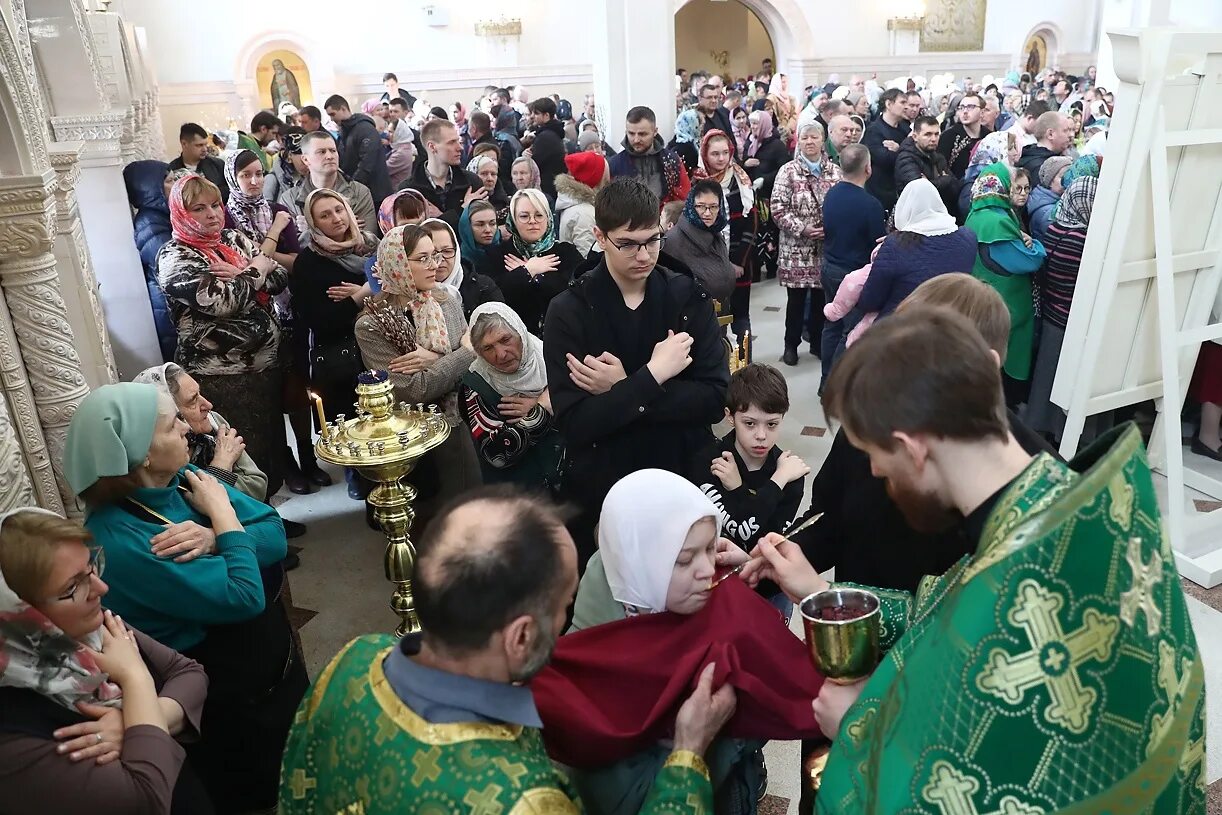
[674, 663, 737, 756]
[741, 534, 827, 600]
[812, 678, 868, 740]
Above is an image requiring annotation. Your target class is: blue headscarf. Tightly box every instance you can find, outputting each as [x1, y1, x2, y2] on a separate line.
[674, 109, 702, 145]
[458, 204, 501, 266]
[682, 182, 729, 233]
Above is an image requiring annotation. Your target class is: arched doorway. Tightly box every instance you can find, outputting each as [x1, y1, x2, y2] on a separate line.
[673, 0, 816, 91]
[1017, 23, 1062, 77]
[674, 0, 774, 81]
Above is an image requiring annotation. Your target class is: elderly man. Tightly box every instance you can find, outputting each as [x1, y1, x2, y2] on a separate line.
[1017, 110, 1075, 179]
[278, 130, 376, 245]
[696, 82, 735, 145]
[280, 487, 734, 813]
[825, 114, 857, 165]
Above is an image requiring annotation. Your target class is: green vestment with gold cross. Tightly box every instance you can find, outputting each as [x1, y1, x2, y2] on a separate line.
[817, 423, 1206, 815]
[279, 634, 714, 815]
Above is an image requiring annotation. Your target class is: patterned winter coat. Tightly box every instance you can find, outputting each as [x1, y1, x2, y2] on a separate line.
[156, 230, 288, 375]
[770, 158, 843, 288]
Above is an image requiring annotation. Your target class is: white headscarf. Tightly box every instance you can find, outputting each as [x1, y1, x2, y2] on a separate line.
[419, 217, 464, 299]
[598, 470, 722, 613]
[467, 302, 548, 396]
[893, 178, 959, 236]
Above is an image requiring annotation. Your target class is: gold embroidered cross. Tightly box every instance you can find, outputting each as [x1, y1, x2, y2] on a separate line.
[977, 579, 1118, 735]
[1119, 537, 1163, 637]
[411, 746, 443, 785]
[686, 791, 706, 812]
[464, 783, 505, 815]
[922, 761, 1044, 815]
[287, 768, 317, 799]
[373, 712, 398, 746]
[345, 675, 367, 705]
[1148, 640, 1193, 758]
[492, 756, 529, 787]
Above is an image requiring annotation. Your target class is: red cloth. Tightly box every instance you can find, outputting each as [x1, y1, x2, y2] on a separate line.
[531, 577, 825, 768]
[1191, 342, 1222, 405]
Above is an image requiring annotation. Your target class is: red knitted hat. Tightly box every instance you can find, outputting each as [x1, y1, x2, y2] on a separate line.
[564, 151, 606, 189]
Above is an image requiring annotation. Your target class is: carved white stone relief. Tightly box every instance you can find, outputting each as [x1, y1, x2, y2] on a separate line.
[0, 391, 38, 512]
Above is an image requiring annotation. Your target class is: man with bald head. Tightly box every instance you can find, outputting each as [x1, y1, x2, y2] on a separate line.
[826, 114, 857, 165]
[280, 486, 733, 813]
[1017, 110, 1076, 179]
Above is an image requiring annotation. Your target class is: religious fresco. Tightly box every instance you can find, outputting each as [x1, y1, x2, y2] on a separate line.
[1023, 32, 1050, 76]
[255, 49, 313, 113]
[920, 0, 986, 52]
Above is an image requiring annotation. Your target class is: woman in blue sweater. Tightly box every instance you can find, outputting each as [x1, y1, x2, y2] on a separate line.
[856, 179, 977, 318]
[64, 382, 307, 815]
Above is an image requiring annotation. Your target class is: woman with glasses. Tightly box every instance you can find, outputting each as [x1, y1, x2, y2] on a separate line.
[662, 179, 736, 303]
[482, 188, 584, 335]
[0, 508, 211, 815]
[355, 225, 484, 504]
[63, 382, 307, 814]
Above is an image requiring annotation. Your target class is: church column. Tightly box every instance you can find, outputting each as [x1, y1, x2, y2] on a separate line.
[592, 0, 677, 148]
[0, 387, 39, 513]
[48, 142, 118, 389]
[0, 173, 91, 515]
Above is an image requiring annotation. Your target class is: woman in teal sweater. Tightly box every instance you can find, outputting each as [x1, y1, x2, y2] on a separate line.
[64, 382, 307, 815]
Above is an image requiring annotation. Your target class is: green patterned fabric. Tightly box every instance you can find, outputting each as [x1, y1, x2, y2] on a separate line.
[279, 634, 714, 814]
[818, 424, 1206, 815]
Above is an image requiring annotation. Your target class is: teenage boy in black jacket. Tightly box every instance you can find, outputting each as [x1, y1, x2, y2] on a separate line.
[544, 178, 729, 567]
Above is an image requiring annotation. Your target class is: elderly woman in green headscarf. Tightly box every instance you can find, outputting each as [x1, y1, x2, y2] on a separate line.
[480, 188, 585, 335]
[964, 162, 1047, 397]
[63, 382, 307, 814]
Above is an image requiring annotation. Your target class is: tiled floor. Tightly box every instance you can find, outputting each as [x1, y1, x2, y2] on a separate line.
[277, 278, 1220, 813]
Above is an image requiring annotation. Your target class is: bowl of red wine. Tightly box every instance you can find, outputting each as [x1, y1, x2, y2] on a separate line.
[799, 588, 881, 684]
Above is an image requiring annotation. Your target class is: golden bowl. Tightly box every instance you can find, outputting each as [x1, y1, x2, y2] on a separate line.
[799, 588, 881, 684]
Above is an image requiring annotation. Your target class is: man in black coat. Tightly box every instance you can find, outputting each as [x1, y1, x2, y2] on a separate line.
[525, 97, 568, 200]
[401, 118, 482, 229]
[937, 92, 990, 180]
[1018, 110, 1075, 180]
[324, 94, 392, 205]
[544, 178, 729, 567]
[861, 88, 912, 212]
[695, 82, 735, 146]
[895, 116, 960, 213]
[169, 122, 229, 201]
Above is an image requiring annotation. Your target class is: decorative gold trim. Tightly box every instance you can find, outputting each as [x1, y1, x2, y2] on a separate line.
[508, 788, 580, 814]
[887, 16, 924, 31]
[303, 637, 359, 720]
[663, 750, 710, 780]
[367, 647, 523, 744]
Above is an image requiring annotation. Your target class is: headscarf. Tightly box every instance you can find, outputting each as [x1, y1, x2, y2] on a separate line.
[964, 163, 1023, 244]
[506, 189, 556, 258]
[362, 99, 380, 116]
[1054, 176, 1098, 230]
[223, 150, 274, 242]
[168, 173, 249, 268]
[731, 111, 751, 154]
[377, 189, 428, 235]
[375, 225, 450, 355]
[1038, 155, 1073, 189]
[893, 179, 959, 236]
[467, 302, 548, 396]
[133, 363, 217, 467]
[64, 383, 161, 496]
[1060, 154, 1101, 191]
[511, 156, 541, 190]
[694, 129, 754, 213]
[458, 204, 501, 266]
[0, 507, 123, 711]
[746, 110, 774, 158]
[466, 154, 496, 180]
[964, 130, 1014, 183]
[794, 123, 825, 175]
[598, 470, 722, 613]
[303, 188, 373, 262]
[419, 217, 464, 297]
[682, 183, 729, 234]
[674, 109, 702, 145]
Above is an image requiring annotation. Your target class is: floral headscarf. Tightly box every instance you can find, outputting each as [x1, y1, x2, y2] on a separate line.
[1054, 176, 1098, 230]
[375, 225, 450, 355]
[466, 154, 497, 179]
[506, 189, 556, 258]
[223, 150, 273, 242]
[511, 156, 541, 190]
[694, 129, 754, 213]
[169, 173, 249, 268]
[304, 188, 374, 259]
[964, 130, 1014, 183]
[965, 163, 1023, 244]
[746, 110, 774, 158]
[0, 508, 123, 712]
[674, 109, 702, 145]
[377, 189, 428, 235]
[1052, 155, 1102, 222]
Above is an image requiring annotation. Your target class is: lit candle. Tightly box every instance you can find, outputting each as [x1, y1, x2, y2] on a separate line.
[309, 391, 328, 437]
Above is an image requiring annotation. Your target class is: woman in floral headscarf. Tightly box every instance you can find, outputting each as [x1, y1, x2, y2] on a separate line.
[964, 163, 1047, 401]
[958, 129, 1022, 217]
[157, 173, 288, 493]
[354, 225, 483, 500]
[669, 108, 702, 176]
[0, 507, 208, 815]
[480, 188, 584, 335]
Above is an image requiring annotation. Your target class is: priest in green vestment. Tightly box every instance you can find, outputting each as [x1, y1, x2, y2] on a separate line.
[732, 306, 1205, 815]
[279, 488, 737, 814]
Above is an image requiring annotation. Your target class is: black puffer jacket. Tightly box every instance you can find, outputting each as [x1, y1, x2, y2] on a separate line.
[123, 159, 177, 361]
[529, 118, 568, 200]
[894, 137, 961, 212]
[338, 113, 391, 205]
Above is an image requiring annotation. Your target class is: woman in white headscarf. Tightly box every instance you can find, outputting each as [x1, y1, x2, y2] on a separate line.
[460, 302, 562, 490]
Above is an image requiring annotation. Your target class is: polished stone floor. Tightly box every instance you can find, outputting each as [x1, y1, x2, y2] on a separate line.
[274, 278, 1221, 813]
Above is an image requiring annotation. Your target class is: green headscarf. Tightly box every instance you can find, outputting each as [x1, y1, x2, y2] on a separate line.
[64, 383, 161, 495]
[964, 162, 1022, 244]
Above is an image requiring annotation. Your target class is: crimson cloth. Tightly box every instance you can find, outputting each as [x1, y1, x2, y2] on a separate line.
[1191, 342, 1222, 405]
[531, 577, 826, 768]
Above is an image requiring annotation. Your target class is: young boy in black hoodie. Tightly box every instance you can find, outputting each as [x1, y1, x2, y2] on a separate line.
[688, 363, 809, 613]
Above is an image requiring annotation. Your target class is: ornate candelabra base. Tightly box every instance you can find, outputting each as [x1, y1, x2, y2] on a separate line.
[367, 473, 419, 636]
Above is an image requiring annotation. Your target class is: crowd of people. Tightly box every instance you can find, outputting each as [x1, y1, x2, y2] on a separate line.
[0, 57, 1206, 815]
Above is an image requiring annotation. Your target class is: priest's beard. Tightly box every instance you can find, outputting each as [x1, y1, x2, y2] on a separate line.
[884, 472, 963, 534]
[511, 618, 559, 683]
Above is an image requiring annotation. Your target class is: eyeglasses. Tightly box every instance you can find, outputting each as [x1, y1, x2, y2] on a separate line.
[51, 548, 105, 603]
[434, 248, 457, 260]
[609, 234, 665, 255]
[959, 104, 981, 110]
[408, 254, 442, 267]
[515, 213, 548, 223]
[693, 203, 720, 214]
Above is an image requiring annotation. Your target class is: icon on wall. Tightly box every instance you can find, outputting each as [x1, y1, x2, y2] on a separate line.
[1023, 33, 1049, 77]
[256, 50, 314, 112]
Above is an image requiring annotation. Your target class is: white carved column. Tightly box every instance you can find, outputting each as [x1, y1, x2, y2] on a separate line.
[0, 175, 91, 514]
[48, 142, 118, 389]
[0, 390, 38, 512]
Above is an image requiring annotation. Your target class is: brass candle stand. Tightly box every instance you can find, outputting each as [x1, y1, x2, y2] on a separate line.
[312, 370, 450, 636]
